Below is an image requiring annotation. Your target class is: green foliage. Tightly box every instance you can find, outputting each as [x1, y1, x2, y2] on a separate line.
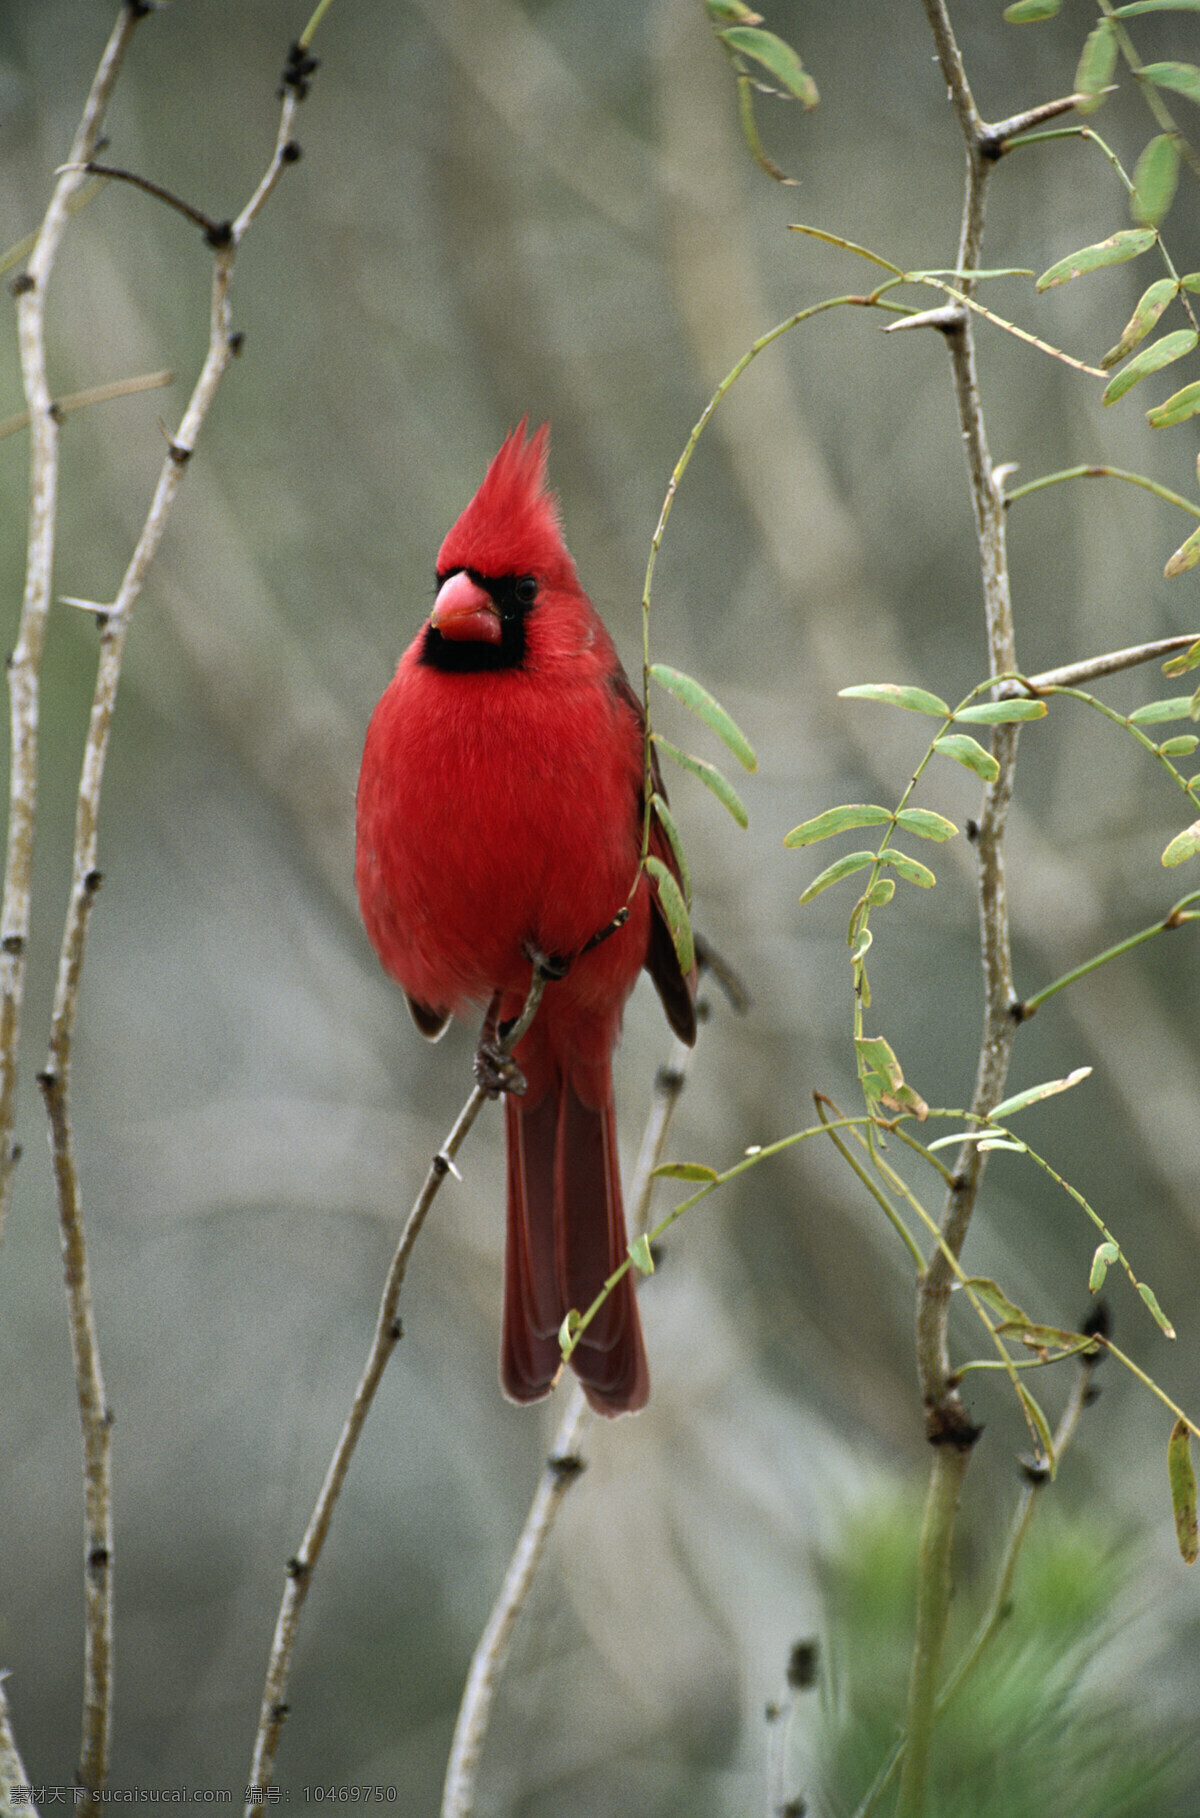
[814, 1503, 1194, 1816]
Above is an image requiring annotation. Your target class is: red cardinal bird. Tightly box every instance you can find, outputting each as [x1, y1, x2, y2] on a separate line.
[356, 422, 696, 1415]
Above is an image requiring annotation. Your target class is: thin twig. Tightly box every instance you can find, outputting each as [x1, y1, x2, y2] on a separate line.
[0, 0, 142, 1245]
[1023, 634, 1199, 692]
[0, 1674, 36, 1817]
[900, 7, 1028, 1811]
[440, 1042, 693, 1818]
[0, 369, 174, 442]
[0, 4, 147, 1804]
[32, 35, 307, 1810]
[245, 967, 552, 1809]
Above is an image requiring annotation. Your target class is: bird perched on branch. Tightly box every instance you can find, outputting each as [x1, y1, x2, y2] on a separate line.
[356, 422, 696, 1415]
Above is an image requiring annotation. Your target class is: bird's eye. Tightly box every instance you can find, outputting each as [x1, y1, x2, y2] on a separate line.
[514, 575, 538, 607]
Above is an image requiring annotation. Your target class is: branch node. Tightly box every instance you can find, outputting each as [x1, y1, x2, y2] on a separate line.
[280, 42, 320, 101]
[167, 440, 192, 466]
[286, 1557, 310, 1585]
[388, 1315, 403, 1342]
[924, 1402, 982, 1450]
[84, 868, 104, 895]
[281, 140, 303, 166]
[87, 1546, 111, 1572]
[1, 933, 24, 956]
[9, 271, 34, 297]
[548, 1451, 586, 1482]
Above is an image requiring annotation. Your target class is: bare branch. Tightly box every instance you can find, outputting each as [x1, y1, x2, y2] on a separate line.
[1024, 635, 1200, 692]
[440, 1043, 693, 1818]
[245, 964, 553, 1809]
[0, 0, 144, 1249]
[20, 24, 308, 1805]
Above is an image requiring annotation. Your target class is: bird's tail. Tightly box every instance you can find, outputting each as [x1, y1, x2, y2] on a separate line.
[501, 1056, 649, 1417]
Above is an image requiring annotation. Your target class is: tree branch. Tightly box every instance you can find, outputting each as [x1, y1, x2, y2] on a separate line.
[26, 24, 308, 1806]
[440, 1043, 693, 1818]
[245, 965, 553, 1809]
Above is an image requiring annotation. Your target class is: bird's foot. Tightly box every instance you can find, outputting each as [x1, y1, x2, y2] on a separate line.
[521, 940, 570, 981]
[473, 1037, 527, 1100]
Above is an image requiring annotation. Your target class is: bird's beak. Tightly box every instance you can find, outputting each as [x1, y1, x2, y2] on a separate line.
[430, 571, 501, 645]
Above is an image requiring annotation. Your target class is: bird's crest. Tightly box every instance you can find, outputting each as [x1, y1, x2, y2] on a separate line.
[438, 419, 574, 585]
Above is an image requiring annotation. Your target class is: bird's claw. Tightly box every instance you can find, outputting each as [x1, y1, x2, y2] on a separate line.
[473, 1038, 527, 1100]
[522, 940, 570, 981]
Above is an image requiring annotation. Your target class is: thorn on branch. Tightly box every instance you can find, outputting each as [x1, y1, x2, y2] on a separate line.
[280, 42, 320, 101]
[167, 441, 192, 466]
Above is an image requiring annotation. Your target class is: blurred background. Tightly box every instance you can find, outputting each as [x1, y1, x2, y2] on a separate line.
[0, 0, 1199, 1811]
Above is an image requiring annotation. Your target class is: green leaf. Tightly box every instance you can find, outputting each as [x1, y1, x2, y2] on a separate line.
[894, 807, 959, 842]
[1036, 227, 1157, 292]
[798, 848, 876, 905]
[855, 1034, 928, 1118]
[1163, 819, 1200, 866]
[1004, 0, 1061, 17]
[862, 876, 896, 908]
[965, 1276, 1035, 1326]
[849, 926, 872, 963]
[990, 1066, 1092, 1121]
[1101, 277, 1180, 368]
[705, 0, 763, 21]
[718, 25, 818, 106]
[1141, 60, 1200, 103]
[1117, 0, 1200, 12]
[1128, 694, 1196, 723]
[1138, 1279, 1177, 1337]
[955, 698, 1049, 724]
[1163, 637, 1200, 675]
[1075, 19, 1118, 112]
[1165, 526, 1200, 578]
[650, 663, 758, 771]
[1148, 379, 1200, 426]
[1131, 132, 1181, 228]
[653, 734, 749, 827]
[881, 849, 936, 889]
[1001, 1322, 1097, 1351]
[1102, 328, 1197, 404]
[783, 803, 892, 847]
[652, 1160, 719, 1181]
[558, 1308, 582, 1357]
[839, 682, 950, 717]
[1159, 735, 1200, 755]
[645, 854, 695, 974]
[1089, 1239, 1120, 1292]
[628, 1233, 655, 1275]
[650, 792, 692, 909]
[1168, 1417, 1199, 1565]
[933, 733, 1001, 781]
[1015, 1381, 1056, 1471]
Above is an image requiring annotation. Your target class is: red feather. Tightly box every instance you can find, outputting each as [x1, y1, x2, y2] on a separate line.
[356, 422, 695, 1415]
